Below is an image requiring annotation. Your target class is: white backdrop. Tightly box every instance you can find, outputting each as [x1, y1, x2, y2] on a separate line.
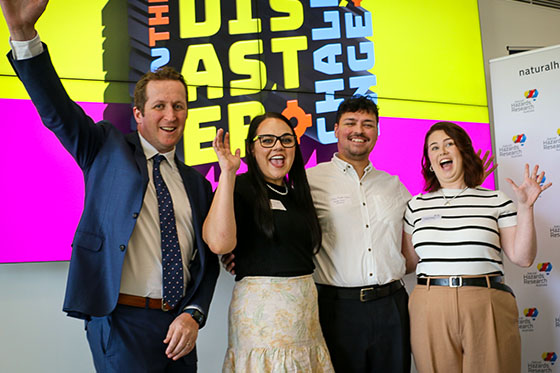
[490, 44, 560, 372]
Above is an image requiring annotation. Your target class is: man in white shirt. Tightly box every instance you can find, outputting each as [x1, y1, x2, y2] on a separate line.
[306, 96, 411, 372]
[1, 1, 218, 371]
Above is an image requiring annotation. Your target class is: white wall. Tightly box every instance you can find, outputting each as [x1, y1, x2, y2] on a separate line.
[2, 1, 560, 372]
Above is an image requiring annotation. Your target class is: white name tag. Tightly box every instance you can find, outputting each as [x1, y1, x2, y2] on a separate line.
[270, 199, 286, 211]
[330, 194, 351, 207]
[420, 214, 441, 223]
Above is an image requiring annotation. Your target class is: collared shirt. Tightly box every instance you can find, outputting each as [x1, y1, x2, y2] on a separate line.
[307, 154, 411, 287]
[120, 134, 194, 298]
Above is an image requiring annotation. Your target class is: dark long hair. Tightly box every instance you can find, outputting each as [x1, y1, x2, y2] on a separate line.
[244, 112, 322, 253]
[421, 121, 484, 192]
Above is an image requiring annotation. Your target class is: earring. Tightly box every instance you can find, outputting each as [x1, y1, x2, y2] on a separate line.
[429, 165, 433, 172]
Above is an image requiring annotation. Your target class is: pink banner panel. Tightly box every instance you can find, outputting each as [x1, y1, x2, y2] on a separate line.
[0, 99, 104, 263]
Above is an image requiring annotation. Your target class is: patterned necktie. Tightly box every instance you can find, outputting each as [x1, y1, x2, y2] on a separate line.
[152, 154, 183, 309]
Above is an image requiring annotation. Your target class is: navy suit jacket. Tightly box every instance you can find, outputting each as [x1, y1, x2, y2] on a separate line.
[9, 46, 219, 323]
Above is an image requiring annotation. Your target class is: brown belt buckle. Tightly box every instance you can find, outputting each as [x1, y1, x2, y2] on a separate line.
[360, 287, 374, 302]
[161, 300, 172, 312]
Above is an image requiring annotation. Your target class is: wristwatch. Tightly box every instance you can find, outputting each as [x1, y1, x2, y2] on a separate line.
[183, 308, 205, 326]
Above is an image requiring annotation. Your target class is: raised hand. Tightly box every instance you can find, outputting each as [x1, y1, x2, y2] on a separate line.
[505, 164, 552, 208]
[213, 128, 241, 175]
[476, 149, 498, 184]
[0, 0, 48, 40]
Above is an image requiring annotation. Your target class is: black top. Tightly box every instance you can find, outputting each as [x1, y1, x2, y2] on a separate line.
[233, 174, 316, 281]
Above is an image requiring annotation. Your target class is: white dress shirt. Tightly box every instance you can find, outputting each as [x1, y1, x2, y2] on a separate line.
[307, 154, 411, 287]
[120, 134, 195, 298]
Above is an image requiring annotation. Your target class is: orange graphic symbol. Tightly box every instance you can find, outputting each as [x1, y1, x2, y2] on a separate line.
[282, 100, 312, 143]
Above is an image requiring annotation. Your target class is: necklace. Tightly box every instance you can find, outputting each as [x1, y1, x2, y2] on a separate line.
[266, 183, 288, 196]
[441, 186, 468, 205]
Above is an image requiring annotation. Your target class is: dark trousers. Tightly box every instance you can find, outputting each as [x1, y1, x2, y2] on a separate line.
[85, 304, 197, 373]
[317, 284, 411, 373]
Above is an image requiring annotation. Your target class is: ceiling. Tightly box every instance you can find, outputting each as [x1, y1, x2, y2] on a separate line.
[513, 0, 560, 10]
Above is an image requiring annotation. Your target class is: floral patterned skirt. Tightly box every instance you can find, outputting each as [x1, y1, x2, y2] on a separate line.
[223, 274, 334, 373]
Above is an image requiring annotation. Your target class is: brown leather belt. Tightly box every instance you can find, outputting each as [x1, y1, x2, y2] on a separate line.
[117, 293, 174, 311]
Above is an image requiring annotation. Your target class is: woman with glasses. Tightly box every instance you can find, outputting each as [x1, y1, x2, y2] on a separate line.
[203, 113, 333, 372]
[402, 121, 551, 373]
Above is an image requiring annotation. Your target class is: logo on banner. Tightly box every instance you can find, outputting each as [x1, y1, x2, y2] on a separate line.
[511, 89, 538, 113]
[499, 134, 526, 158]
[523, 262, 552, 287]
[543, 128, 560, 151]
[528, 352, 557, 372]
[513, 134, 527, 146]
[519, 308, 539, 332]
[551, 225, 560, 238]
[543, 352, 557, 364]
[525, 89, 539, 100]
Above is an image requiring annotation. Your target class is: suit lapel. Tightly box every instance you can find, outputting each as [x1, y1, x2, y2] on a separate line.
[175, 157, 205, 267]
[126, 132, 149, 184]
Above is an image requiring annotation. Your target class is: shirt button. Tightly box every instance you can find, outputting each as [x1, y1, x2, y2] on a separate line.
[369, 273, 373, 276]
[366, 224, 369, 228]
[368, 248, 372, 252]
[133, 213, 139, 219]
[362, 202, 366, 206]
[119, 245, 126, 252]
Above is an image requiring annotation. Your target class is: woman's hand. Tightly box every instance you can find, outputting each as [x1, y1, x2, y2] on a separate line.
[213, 128, 241, 174]
[476, 149, 498, 184]
[505, 164, 552, 208]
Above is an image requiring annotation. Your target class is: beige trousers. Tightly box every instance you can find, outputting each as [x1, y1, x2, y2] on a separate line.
[409, 284, 521, 373]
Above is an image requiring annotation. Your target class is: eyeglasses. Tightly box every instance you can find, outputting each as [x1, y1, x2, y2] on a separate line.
[252, 134, 297, 148]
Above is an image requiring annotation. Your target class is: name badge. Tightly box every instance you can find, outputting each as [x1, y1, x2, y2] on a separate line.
[330, 194, 351, 207]
[270, 199, 286, 211]
[420, 214, 441, 223]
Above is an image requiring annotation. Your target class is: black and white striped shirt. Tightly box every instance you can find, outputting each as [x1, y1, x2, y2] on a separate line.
[403, 187, 517, 277]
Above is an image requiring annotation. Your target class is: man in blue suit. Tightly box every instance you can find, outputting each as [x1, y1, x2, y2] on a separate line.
[1, 0, 219, 371]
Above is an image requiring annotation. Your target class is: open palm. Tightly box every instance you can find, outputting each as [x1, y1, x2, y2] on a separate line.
[213, 128, 241, 174]
[506, 164, 552, 207]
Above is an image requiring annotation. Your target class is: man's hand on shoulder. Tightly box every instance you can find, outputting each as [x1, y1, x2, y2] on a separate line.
[221, 253, 236, 275]
[163, 312, 199, 360]
[0, 0, 48, 41]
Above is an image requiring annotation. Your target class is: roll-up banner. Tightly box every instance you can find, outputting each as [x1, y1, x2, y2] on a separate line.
[490, 44, 560, 372]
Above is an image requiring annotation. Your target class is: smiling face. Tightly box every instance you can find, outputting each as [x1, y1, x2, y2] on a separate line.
[133, 80, 187, 153]
[427, 130, 466, 189]
[334, 110, 378, 168]
[251, 117, 296, 186]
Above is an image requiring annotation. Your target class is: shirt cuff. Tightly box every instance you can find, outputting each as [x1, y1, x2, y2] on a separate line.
[9, 33, 43, 60]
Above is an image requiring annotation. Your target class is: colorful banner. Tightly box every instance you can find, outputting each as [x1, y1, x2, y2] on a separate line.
[490, 44, 560, 372]
[0, 0, 491, 263]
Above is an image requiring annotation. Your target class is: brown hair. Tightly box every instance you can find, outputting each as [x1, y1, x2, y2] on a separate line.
[133, 66, 188, 114]
[421, 121, 484, 192]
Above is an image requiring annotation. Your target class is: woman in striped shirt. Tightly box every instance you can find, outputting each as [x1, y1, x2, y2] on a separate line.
[402, 121, 551, 373]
